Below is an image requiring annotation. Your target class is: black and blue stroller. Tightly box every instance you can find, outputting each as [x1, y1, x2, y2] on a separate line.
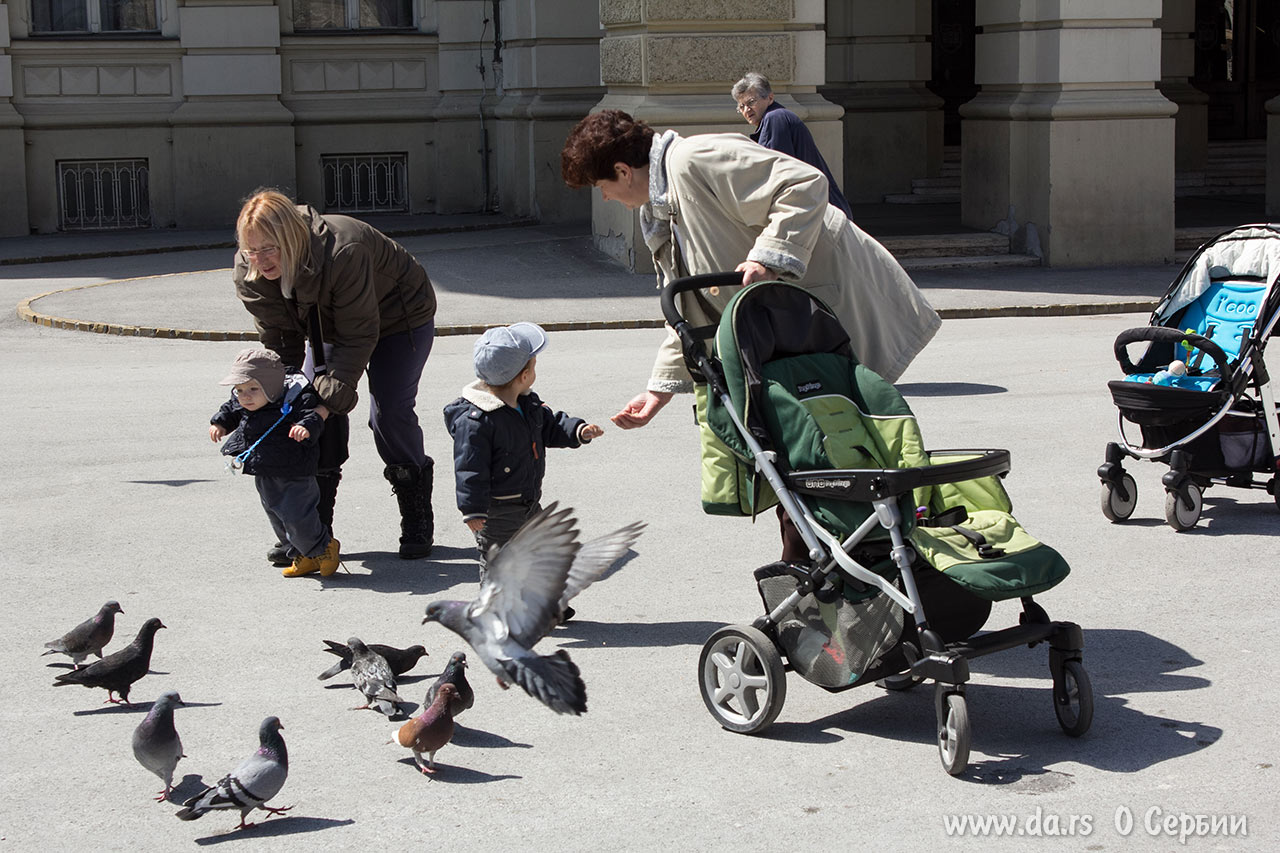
[1099, 224, 1280, 530]
[664, 274, 1093, 775]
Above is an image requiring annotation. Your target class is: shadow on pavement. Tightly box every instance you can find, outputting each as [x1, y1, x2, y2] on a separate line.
[898, 381, 1007, 397]
[194, 815, 356, 844]
[392, 756, 521, 783]
[554, 618, 730, 648]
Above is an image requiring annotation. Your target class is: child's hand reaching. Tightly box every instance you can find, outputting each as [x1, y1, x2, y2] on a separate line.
[580, 423, 604, 442]
[289, 424, 311, 442]
[209, 424, 227, 442]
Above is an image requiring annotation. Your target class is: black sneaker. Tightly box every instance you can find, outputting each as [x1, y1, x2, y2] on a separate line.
[267, 542, 291, 567]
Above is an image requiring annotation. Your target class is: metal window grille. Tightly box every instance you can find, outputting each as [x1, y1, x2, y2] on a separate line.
[321, 153, 409, 213]
[57, 159, 152, 230]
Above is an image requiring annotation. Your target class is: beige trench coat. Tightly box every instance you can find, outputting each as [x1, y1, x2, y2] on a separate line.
[644, 133, 940, 389]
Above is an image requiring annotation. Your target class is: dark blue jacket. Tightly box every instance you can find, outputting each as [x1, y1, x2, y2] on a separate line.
[443, 383, 586, 520]
[752, 101, 853, 219]
[211, 376, 325, 477]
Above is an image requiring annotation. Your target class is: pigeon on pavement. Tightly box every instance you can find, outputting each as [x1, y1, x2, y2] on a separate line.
[52, 617, 165, 705]
[43, 600, 124, 667]
[424, 651, 474, 718]
[423, 502, 645, 715]
[317, 640, 427, 681]
[132, 689, 185, 801]
[394, 683, 459, 775]
[175, 716, 290, 830]
[347, 637, 406, 717]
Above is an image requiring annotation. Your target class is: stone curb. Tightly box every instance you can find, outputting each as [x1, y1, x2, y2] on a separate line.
[16, 277, 1159, 340]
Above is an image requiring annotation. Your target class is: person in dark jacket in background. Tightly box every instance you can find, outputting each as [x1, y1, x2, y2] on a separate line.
[210, 348, 339, 578]
[732, 71, 853, 219]
[443, 322, 603, 581]
[233, 188, 438, 562]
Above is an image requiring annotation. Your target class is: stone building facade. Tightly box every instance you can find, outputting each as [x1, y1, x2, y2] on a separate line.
[0, 1, 1265, 266]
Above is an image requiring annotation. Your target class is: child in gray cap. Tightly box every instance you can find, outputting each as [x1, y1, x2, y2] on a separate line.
[443, 323, 603, 582]
[209, 348, 340, 577]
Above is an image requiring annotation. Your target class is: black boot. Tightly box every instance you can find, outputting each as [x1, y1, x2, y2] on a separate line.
[384, 459, 434, 559]
[316, 470, 342, 530]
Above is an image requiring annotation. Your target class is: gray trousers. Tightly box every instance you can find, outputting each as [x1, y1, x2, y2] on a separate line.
[474, 500, 540, 577]
[255, 475, 331, 558]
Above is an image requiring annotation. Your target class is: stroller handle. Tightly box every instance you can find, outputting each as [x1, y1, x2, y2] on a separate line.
[660, 272, 744, 328]
[784, 448, 1012, 503]
[1113, 326, 1234, 382]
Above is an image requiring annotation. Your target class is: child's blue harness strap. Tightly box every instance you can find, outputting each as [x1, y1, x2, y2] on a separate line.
[227, 401, 293, 472]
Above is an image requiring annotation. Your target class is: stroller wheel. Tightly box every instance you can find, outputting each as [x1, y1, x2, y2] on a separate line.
[935, 689, 971, 776]
[1052, 660, 1094, 737]
[1100, 473, 1138, 522]
[1164, 483, 1203, 531]
[698, 625, 786, 734]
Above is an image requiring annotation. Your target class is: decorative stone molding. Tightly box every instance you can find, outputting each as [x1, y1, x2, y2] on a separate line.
[290, 60, 429, 93]
[22, 65, 173, 97]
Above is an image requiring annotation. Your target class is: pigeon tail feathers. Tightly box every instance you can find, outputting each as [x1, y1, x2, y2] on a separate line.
[501, 649, 587, 715]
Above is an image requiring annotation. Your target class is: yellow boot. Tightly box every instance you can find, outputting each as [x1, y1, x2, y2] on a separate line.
[318, 538, 342, 577]
[282, 552, 321, 577]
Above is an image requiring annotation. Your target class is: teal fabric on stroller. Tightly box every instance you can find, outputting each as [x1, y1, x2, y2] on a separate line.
[664, 274, 1092, 775]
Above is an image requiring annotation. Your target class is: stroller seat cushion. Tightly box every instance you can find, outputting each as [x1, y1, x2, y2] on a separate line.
[1121, 372, 1221, 392]
[909, 512, 1071, 601]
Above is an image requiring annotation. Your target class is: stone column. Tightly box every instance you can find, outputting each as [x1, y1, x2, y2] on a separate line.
[0, 6, 28, 236]
[169, 3, 295, 227]
[490, 0, 605, 222]
[594, 0, 839, 270]
[961, 1, 1176, 265]
[822, 0, 942, 203]
[1159, 0, 1209, 175]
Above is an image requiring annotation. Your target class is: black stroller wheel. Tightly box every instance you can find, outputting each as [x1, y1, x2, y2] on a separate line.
[698, 625, 786, 734]
[1164, 483, 1203, 531]
[936, 689, 971, 776]
[1052, 660, 1094, 737]
[1100, 473, 1138, 522]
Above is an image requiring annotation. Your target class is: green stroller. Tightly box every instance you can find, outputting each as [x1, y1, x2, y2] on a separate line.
[664, 274, 1093, 775]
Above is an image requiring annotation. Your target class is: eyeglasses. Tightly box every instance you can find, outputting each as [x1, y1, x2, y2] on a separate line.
[736, 97, 760, 113]
[242, 245, 280, 260]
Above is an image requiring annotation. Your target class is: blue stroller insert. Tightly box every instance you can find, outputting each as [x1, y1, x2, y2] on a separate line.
[1101, 224, 1280, 530]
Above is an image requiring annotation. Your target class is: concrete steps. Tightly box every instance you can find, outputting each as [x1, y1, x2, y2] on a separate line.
[878, 231, 1040, 270]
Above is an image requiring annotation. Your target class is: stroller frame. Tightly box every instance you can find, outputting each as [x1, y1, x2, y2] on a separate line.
[664, 274, 1091, 775]
[1098, 224, 1280, 530]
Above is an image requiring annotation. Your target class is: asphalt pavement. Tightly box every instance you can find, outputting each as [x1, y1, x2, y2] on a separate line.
[2, 217, 1276, 851]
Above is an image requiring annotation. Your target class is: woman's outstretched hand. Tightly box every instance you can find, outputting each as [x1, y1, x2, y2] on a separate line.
[611, 390, 674, 429]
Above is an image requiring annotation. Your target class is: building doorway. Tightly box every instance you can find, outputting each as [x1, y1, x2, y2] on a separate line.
[1195, 0, 1280, 138]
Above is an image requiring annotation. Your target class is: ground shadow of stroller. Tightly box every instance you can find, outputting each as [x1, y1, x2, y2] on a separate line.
[765, 627, 1216, 785]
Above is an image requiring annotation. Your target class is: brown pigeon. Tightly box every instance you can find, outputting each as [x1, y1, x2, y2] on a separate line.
[43, 600, 123, 667]
[394, 683, 458, 775]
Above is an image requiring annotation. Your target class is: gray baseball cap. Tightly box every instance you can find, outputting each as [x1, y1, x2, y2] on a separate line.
[474, 322, 548, 386]
[220, 347, 286, 401]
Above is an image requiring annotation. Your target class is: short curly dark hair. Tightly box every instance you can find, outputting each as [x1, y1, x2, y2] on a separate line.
[561, 109, 655, 189]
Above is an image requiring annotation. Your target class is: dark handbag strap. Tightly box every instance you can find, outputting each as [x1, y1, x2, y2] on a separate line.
[308, 305, 328, 377]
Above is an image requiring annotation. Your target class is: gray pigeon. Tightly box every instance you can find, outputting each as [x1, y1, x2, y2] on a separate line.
[52, 617, 165, 705]
[424, 651, 475, 718]
[132, 689, 185, 801]
[423, 502, 639, 715]
[317, 640, 427, 681]
[347, 637, 406, 717]
[175, 716, 290, 830]
[558, 520, 646, 615]
[43, 600, 123, 667]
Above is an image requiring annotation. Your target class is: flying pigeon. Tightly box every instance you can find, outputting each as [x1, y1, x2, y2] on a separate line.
[423, 502, 645, 715]
[317, 640, 427, 681]
[424, 651, 475, 718]
[43, 600, 123, 667]
[132, 689, 185, 801]
[175, 716, 290, 830]
[347, 637, 406, 717]
[559, 520, 646, 617]
[52, 617, 165, 705]
[394, 683, 459, 775]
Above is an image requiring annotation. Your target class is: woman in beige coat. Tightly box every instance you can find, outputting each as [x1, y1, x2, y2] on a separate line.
[561, 109, 940, 428]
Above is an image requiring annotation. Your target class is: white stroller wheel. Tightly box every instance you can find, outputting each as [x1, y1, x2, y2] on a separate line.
[1164, 483, 1203, 531]
[698, 625, 786, 734]
[1100, 473, 1137, 522]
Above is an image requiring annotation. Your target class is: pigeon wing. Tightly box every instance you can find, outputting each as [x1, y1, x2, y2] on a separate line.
[476, 502, 579, 647]
[559, 520, 646, 610]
